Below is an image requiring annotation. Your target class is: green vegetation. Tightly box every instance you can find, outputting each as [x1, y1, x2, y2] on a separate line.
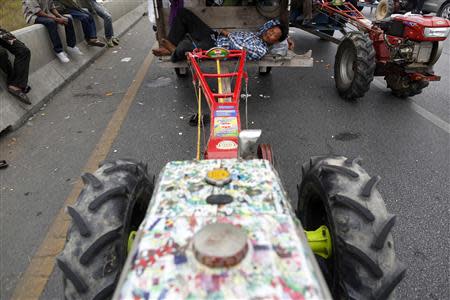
[0, 0, 28, 31]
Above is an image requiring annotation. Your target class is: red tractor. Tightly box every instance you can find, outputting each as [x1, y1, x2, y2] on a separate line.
[296, 1, 450, 98]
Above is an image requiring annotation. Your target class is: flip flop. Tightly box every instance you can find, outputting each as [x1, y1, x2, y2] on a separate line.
[8, 87, 31, 105]
[0, 160, 8, 169]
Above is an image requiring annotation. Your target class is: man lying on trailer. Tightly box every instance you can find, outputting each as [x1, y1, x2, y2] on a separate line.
[152, 8, 288, 61]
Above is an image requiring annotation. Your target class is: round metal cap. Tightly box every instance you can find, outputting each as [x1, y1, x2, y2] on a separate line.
[193, 223, 248, 268]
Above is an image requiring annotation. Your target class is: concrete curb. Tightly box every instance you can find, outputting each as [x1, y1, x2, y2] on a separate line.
[0, 1, 147, 134]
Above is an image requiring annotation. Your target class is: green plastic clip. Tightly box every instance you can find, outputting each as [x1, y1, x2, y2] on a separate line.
[127, 231, 137, 253]
[305, 225, 332, 259]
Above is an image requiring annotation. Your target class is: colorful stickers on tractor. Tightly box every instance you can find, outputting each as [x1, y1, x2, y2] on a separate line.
[213, 116, 238, 137]
[118, 159, 327, 300]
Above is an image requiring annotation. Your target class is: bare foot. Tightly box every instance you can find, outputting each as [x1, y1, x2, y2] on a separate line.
[152, 47, 171, 56]
[161, 39, 176, 53]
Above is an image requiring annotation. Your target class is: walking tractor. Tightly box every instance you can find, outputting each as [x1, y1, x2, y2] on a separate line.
[295, 0, 450, 98]
[57, 2, 406, 300]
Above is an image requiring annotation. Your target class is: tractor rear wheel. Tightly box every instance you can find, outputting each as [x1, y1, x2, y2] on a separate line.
[257, 143, 275, 166]
[375, 0, 395, 20]
[385, 74, 429, 98]
[437, 2, 450, 19]
[334, 32, 376, 100]
[297, 156, 406, 299]
[57, 159, 154, 300]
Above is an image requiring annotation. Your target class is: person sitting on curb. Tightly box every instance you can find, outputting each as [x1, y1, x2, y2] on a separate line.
[0, 27, 32, 104]
[54, 0, 105, 47]
[78, 0, 119, 47]
[152, 8, 288, 62]
[22, 0, 83, 63]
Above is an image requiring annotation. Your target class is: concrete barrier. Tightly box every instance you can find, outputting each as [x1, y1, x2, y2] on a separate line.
[0, 0, 146, 134]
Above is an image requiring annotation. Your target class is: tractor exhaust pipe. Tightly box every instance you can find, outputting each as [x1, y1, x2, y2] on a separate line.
[239, 129, 262, 159]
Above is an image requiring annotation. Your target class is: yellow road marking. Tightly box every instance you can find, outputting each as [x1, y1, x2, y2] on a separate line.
[11, 45, 156, 300]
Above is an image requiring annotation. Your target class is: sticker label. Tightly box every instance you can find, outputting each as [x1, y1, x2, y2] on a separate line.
[217, 105, 235, 110]
[214, 110, 237, 117]
[216, 140, 238, 150]
[214, 117, 238, 137]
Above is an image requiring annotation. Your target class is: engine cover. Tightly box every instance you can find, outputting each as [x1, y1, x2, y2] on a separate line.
[392, 14, 450, 42]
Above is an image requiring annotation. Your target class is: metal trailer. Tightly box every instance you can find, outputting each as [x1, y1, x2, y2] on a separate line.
[150, 0, 314, 75]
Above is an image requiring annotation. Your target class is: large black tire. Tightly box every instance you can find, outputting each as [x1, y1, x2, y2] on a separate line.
[437, 1, 450, 19]
[334, 32, 376, 100]
[375, 0, 395, 20]
[297, 156, 406, 299]
[57, 159, 154, 300]
[385, 74, 429, 98]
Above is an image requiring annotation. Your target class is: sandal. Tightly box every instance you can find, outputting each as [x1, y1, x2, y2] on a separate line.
[0, 160, 8, 169]
[87, 39, 106, 47]
[8, 86, 31, 105]
[152, 47, 171, 56]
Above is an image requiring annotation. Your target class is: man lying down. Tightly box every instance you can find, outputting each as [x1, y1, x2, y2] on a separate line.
[152, 8, 289, 61]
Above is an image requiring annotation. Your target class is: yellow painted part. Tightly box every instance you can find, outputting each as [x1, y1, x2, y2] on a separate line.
[305, 225, 332, 259]
[127, 230, 137, 253]
[216, 59, 224, 103]
[207, 168, 231, 181]
[196, 86, 202, 160]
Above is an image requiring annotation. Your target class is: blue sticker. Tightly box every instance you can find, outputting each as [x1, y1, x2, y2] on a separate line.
[217, 105, 235, 110]
[215, 110, 237, 117]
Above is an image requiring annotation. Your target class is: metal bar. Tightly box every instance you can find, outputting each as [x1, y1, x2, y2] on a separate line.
[212, 93, 234, 98]
[232, 51, 247, 102]
[203, 73, 238, 78]
[298, 26, 343, 44]
[188, 54, 216, 107]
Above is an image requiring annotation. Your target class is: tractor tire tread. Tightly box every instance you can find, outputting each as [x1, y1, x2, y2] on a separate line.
[79, 227, 122, 265]
[67, 206, 91, 237]
[373, 262, 407, 300]
[88, 186, 128, 211]
[298, 156, 405, 298]
[321, 165, 359, 178]
[335, 32, 376, 100]
[332, 194, 375, 222]
[81, 173, 103, 189]
[362, 175, 381, 197]
[372, 214, 397, 250]
[56, 258, 88, 293]
[344, 241, 383, 278]
[57, 160, 154, 300]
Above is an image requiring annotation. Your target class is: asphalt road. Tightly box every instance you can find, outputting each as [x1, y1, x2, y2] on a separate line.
[1, 11, 449, 300]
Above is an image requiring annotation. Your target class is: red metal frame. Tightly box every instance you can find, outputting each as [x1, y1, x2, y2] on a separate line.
[187, 49, 248, 160]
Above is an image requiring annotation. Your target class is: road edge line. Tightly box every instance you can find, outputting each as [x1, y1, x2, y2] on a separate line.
[11, 44, 156, 300]
[373, 79, 450, 134]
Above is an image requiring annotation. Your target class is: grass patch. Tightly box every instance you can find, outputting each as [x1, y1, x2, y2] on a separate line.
[0, 0, 28, 31]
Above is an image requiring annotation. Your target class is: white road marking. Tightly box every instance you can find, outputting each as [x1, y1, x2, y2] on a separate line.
[372, 79, 450, 134]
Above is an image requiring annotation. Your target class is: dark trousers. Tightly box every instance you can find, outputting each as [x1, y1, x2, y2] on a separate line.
[0, 39, 31, 88]
[67, 9, 97, 39]
[167, 8, 216, 61]
[35, 16, 76, 53]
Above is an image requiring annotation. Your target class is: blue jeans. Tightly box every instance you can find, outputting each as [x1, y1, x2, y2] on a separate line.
[67, 9, 97, 39]
[91, 0, 114, 39]
[35, 16, 76, 53]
